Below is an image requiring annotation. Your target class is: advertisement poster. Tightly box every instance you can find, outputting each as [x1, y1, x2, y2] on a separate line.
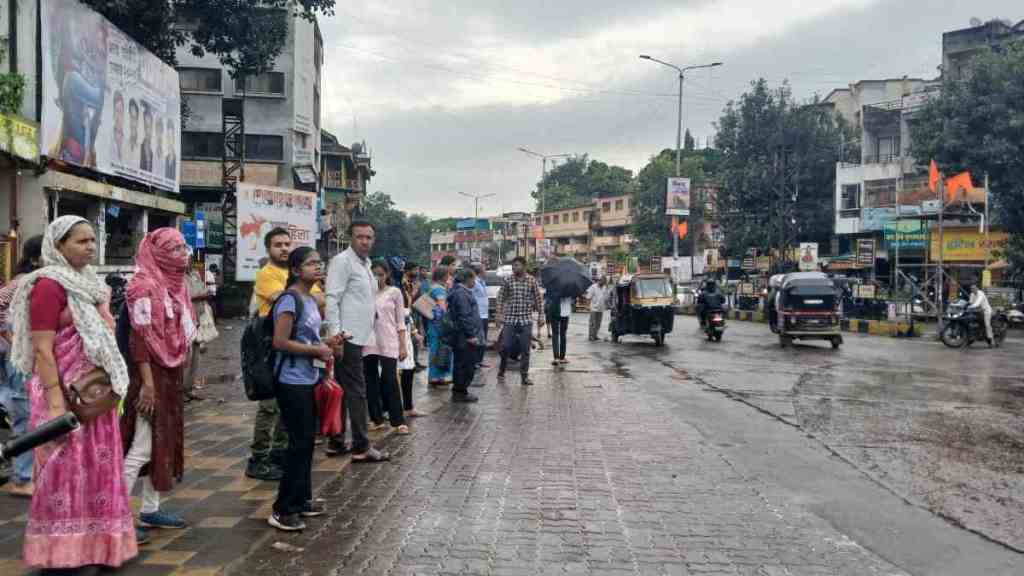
[666, 177, 691, 216]
[857, 238, 875, 268]
[929, 228, 1008, 262]
[236, 183, 317, 281]
[798, 243, 819, 271]
[40, 0, 180, 193]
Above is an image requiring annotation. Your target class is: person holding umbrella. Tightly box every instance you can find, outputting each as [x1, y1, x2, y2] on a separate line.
[540, 257, 592, 366]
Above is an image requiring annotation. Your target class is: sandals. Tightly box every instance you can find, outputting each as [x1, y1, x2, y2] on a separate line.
[394, 425, 410, 435]
[351, 448, 390, 464]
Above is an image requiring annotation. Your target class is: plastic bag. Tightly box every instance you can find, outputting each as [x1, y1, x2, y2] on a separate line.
[315, 359, 344, 437]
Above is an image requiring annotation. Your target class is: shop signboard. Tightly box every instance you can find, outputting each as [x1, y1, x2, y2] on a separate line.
[196, 202, 224, 249]
[756, 256, 771, 273]
[0, 112, 39, 162]
[883, 220, 926, 250]
[666, 177, 691, 216]
[798, 243, 819, 271]
[40, 0, 181, 193]
[929, 228, 1009, 262]
[861, 207, 897, 232]
[236, 183, 317, 281]
[857, 238, 875, 268]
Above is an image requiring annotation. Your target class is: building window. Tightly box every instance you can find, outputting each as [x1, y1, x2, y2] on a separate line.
[544, 216, 551, 225]
[535, 217, 541, 225]
[235, 72, 285, 96]
[553, 214, 559, 224]
[182, 132, 221, 159]
[841, 184, 860, 210]
[615, 199, 624, 211]
[875, 135, 900, 162]
[245, 134, 284, 161]
[179, 68, 222, 92]
[864, 178, 896, 207]
[572, 212, 579, 223]
[602, 202, 611, 213]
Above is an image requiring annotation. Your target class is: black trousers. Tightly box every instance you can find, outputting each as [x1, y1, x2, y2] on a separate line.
[452, 344, 477, 394]
[549, 315, 569, 360]
[401, 369, 415, 410]
[336, 341, 369, 454]
[498, 323, 533, 376]
[364, 355, 405, 427]
[273, 384, 316, 517]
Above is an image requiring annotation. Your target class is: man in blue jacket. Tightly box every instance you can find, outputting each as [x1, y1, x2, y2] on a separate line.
[447, 268, 482, 403]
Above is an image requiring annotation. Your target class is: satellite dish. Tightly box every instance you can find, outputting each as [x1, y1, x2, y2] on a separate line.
[970, 17, 982, 26]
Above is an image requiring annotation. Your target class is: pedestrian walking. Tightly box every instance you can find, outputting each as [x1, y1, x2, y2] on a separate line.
[546, 286, 573, 365]
[447, 268, 481, 403]
[267, 246, 331, 531]
[121, 228, 195, 544]
[496, 257, 544, 386]
[470, 263, 490, 371]
[363, 261, 410, 434]
[247, 229, 323, 480]
[0, 234, 42, 499]
[426, 267, 453, 386]
[585, 277, 611, 341]
[183, 258, 208, 402]
[10, 216, 137, 571]
[325, 221, 389, 463]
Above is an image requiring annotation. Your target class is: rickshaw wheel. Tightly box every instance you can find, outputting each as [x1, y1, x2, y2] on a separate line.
[779, 335, 792, 348]
[653, 332, 665, 347]
[830, 337, 841, 349]
[611, 331, 619, 344]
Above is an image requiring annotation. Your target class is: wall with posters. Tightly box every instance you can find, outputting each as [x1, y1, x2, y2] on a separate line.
[40, 0, 180, 193]
[236, 183, 317, 281]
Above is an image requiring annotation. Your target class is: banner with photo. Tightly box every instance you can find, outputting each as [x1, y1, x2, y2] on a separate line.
[236, 183, 318, 281]
[798, 243, 819, 271]
[40, 0, 180, 192]
[666, 177, 691, 216]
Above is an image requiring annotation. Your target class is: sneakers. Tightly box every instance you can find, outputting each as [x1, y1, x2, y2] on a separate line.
[325, 439, 351, 457]
[136, 526, 150, 545]
[139, 510, 187, 529]
[521, 377, 534, 386]
[268, 512, 306, 532]
[245, 457, 283, 481]
[451, 392, 479, 403]
[301, 499, 326, 517]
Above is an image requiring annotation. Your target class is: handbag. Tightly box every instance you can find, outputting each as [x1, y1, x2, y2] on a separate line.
[412, 294, 436, 319]
[196, 302, 219, 344]
[315, 359, 344, 437]
[63, 368, 119, 424]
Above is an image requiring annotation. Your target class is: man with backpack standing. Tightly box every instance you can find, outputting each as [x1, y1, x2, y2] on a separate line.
[325, 221, 389, 463]
[246, 228, 323, 481]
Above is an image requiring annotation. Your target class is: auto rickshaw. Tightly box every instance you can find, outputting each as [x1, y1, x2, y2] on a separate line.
[776, 272, 843, 349]
[610, 273, 675, 346]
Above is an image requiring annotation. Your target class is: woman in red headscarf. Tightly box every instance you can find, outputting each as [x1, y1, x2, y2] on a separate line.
[120, 228, 196, 544]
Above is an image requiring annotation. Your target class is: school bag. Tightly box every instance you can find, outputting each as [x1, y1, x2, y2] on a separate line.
[240, 291, 304, 401]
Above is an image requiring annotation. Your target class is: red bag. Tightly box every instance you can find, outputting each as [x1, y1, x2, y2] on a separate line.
[315, 359, 344, 437]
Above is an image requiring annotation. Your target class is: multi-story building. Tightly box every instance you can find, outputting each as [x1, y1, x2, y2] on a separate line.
[521, 195, 636, 261]
[590, 195, 635, 258]
[320, 130, 372, 256]
[942, 18, 1024, 81]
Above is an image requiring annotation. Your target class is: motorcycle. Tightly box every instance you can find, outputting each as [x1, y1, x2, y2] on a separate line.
[940, 300, 1008, 348]
[701, 307, 726, 342]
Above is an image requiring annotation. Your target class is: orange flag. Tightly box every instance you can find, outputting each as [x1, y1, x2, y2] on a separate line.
[678, 221, 688, 240]
[670, 217, 678, 234]
[945, 171, 974, 204]
[929, 160, 940, 192]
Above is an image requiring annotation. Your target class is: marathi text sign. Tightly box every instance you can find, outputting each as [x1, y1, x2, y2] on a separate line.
[40, 0, 180, 192]
[883, 221, 926, 250]
[666, 177, 691, 216]
[236, 183, 317, 281]
[0, 113, 39, 162]
[930, 228, 1008, 262]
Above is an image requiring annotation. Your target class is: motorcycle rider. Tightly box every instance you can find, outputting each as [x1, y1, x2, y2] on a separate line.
[697, 279, 726, 328]
[967, 284, 993, 346]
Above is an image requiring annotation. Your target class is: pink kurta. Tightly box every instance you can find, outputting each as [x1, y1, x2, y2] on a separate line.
[362, 286, 406, 360]
[23, 285, 137, 569]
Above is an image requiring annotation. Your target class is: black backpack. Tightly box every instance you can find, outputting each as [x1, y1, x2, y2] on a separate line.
[114, 301, 133, 366]
[240, 291, 304, 401]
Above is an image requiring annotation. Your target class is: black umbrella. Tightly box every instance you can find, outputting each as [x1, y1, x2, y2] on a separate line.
[541, 257, 593, 299]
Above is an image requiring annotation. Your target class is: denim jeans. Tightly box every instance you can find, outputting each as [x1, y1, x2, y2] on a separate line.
[1, 358, 32, 484]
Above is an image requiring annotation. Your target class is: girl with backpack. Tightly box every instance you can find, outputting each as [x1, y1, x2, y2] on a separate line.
[267, 246, 332, 531]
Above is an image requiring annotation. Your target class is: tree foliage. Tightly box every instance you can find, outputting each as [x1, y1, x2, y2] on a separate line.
[360, 191, 434, 267]
[909, 43, 1024, 271]
[713, 79, 855, 260]
[530, 155, 633, 212]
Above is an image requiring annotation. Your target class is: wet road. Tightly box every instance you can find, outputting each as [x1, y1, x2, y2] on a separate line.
[233, 315, 1023, 576]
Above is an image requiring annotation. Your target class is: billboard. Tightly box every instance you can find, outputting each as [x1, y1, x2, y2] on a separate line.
[930, 228, 1009, 262]
[857, 238, 875, 268]
[40, 0, 180, 192]
[798, 243, 819, 271]
[666, 177, 691, 216]
[236, 183, 317, 281]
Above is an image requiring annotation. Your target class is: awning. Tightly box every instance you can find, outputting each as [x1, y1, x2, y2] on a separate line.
[44, 171, 186, 214]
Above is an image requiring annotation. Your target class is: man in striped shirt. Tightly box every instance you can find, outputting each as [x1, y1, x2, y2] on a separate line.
[495, 257, 545, 386]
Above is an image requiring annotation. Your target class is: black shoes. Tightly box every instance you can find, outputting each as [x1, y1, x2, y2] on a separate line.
[451, 392, 479, 403]
[325, 439, 351, 457]
[268, 512, 305, 532]
[245, 457, 283, 481]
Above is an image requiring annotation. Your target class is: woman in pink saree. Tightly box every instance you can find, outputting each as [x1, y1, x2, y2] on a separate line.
[9, 215, 136, 573]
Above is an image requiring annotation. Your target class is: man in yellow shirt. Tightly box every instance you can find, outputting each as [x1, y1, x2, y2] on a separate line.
[246, 228, 324, 481]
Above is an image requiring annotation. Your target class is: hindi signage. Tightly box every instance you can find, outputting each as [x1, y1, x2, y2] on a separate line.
[857, 238, 875, 268]
[236, 183, 317, 281]
[40, 0, 180, 192]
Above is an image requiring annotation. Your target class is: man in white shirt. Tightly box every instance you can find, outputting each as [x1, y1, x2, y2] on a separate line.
[325, 221, 387, 462]
[967, 284, 993, 346]
[585, 277, 611, 341]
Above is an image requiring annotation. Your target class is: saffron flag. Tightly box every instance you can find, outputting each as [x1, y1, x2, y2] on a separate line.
[670, 217, 678, 234]
[945, 171, 974, 204]
[678, 221, 688, 240]
[929, 160, 940, 193]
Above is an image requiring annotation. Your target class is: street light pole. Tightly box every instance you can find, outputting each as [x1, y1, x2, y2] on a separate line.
[639, 55, 722, 275]
[458, 191, 496, 263]
[518, 147, 572, 262]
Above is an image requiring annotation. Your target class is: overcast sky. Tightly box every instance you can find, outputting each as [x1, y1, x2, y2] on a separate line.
[318, 0, 1020, 220]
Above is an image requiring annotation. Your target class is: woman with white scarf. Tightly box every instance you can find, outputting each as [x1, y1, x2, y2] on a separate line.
[10, 215, 137, 573]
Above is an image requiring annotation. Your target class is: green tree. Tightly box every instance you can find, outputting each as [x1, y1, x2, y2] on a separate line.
[530, 155, 633, 211]
[910, 44, 1024, 272]
[362, 192, 414, 261]
[631, 148, 717, 260]
[684, 129, 696, 151]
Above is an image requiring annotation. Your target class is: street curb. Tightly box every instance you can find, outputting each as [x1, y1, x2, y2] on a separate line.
[681, 307, 924, 338]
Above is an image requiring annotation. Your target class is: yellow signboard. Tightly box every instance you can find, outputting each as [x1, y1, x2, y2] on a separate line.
[0, 112, 39, 162]
[930, 228, 1008, 262]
